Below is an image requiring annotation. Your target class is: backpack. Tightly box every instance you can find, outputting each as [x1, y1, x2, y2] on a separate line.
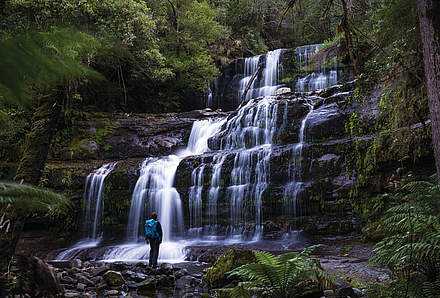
[144, 219, 160, 240]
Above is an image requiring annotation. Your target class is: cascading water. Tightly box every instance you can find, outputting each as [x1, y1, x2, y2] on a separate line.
[259, 49, 283, 97]
[206, 154, 226, 237]
[238, 55, 261, 101]
[236, 49, 284, 103]
[187, 97, 281, 241]
[56, 45, 346, 263]
[222, 97, 278, 240]
[188, 163, 206, 237]
[283, 102, 314, 217]
[189, 50, 285, 241]
[295, 44, 339, 92]
[56, 162, 116, 260]
[104, 118, 225, 261]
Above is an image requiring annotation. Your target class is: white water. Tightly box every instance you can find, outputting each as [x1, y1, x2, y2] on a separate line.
[186, 52, 284, 241]
[238, 55, 261, 101]
[237, 49, 284, 103]
[295, 44, 339, 92]
[56, 162, 116, 260]
[189, 163, 206, 236]
[283, 101, 314, 217]
[106, 118, 225, 261]
[56, 45, 345, 263]
[206, 154, 227, 236]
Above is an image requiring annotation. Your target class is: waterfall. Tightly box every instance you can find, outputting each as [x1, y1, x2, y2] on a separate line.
[127, 156, 184, 242]
[126, 118, 225, 243]
[56, 162, 116, 260]
[283, 102, 314, 217]
[206, 154, 227, 236]
[236, 49, 284, 104]
[188, 163, 206, 237]
[259, 49, 283, 97]
[238, 55, 261, 101]
[84, 162, 117, 240]
[295, 44, 339, 92]
[201, 96, 281, 241]
[207, 88, 213, 107]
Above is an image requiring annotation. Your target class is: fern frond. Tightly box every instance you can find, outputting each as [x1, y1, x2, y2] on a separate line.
[0, 182, 71, 217]
[229, 283, 252, 298]
[402, 180, 434, 191]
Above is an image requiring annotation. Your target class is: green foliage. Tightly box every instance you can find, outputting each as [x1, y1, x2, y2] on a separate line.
[0, 182, 71, 218]
[0, 27, 100, 106]
[150, 0, 225, 95]
[365, 179, 440, 297]
[204, 249, 256, 288]
[226, 248, 333, 298]
[0, 107, 28, 162]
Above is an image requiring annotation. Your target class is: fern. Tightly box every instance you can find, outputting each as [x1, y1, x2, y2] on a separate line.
[0, 27, 101, 107]
[370, 179, 440, 295]
[0, 182, 71, 217]
[227, 249, 334, 298]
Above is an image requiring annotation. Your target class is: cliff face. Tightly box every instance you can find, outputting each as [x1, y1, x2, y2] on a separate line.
[175, 82, 375, 238]
[37, 79, 381, 242]
[40, 109, 228, 239]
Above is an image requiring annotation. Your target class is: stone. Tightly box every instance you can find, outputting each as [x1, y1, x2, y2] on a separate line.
[176, 276, 198, 289]
[109, 262, 131, 272]
[72, 259, 82, 268]
[135, 277, 158, 295]
[91, 276, 103, 283]
[47, 260, 72, 269]
[61, 275, 76, 284]
[76, 283, 86, 291]
[275, 87, 292, 95]
[158, 263, 174, 275]
[103, 270, 125, 287]
[175, 269, 189, 278]
[353, 288, 365, 297]
[78, 275, 94, 286]
[11, 256, 63, 297]
[323, 289, 335, 297]
[105, 290, 119, 295]
[132, 272, 148, 282]
[64, 291, 81, 298]
[92, 266, 109, 276]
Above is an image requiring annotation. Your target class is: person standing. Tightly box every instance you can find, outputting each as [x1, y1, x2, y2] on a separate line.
[144, 212, 163, 267]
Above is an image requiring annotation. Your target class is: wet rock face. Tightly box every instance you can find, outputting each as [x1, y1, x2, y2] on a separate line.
[209, 49, 296, 112]
[40, 81, 374, 242]
[175, 83, 375, 236]
[40, 109, 228, 240]
[50, 109, 228, 161]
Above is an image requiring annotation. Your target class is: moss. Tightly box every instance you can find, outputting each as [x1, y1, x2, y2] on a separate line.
[203, 249, 256, 288]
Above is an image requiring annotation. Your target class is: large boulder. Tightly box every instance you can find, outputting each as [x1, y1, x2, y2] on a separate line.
[6, 256, 63, 297]
[103, 270, 125, 287]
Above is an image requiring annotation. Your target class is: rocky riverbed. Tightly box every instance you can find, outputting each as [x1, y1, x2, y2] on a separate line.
[48, 260, 208, 297]
[29, 234, 389, 297]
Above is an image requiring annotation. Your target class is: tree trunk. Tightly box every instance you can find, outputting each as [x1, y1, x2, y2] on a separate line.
[340, 0, 358, 76]
[14, 99, 61, 185]
[417, 0, 440, 178]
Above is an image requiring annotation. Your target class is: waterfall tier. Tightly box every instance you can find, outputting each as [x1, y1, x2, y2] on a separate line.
[207, 44, 348, 111]
[53, 45, 360, 262]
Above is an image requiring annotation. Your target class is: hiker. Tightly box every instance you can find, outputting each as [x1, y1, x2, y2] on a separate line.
[144, 212, 163, 267]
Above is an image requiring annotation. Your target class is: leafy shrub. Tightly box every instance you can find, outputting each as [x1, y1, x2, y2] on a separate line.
[223, 247, 333, 298]
[369, 179, 440, 297]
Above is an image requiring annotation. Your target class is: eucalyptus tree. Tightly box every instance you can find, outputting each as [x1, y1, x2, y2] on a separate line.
[417, 0, 440, 179]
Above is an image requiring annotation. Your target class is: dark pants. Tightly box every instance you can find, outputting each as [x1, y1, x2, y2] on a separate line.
[148, 239, 160, 267]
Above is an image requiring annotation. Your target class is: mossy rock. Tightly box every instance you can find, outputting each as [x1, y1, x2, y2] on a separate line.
[203, 249, 256, 289]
